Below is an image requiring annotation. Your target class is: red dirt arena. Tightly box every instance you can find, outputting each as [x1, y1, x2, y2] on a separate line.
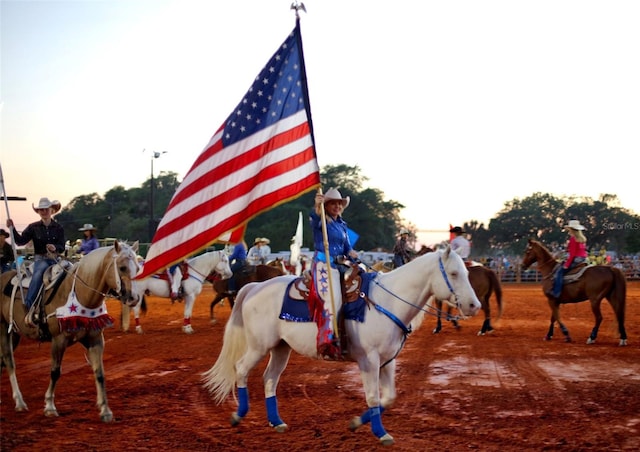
[2, 282, 640, 451]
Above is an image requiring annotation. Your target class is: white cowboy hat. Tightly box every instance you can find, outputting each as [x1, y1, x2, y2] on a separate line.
[399, 228, 409, 235]
[253, 237, 262, 245]
[260, 237, 271, 244]
[32, 197, 61, 213]
[323, 187, 350, 209]
[78, 223, 97, 231]
[564, 219, 586, 230]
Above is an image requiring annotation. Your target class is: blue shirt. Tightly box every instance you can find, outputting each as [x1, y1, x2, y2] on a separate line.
[229, 243, 247, 262]
[80, 236, 100, 254]
[309, 210, 353, 262]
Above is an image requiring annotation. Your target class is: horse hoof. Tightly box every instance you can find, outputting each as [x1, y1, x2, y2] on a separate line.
[586, 338, 596, 345]
[101, 413, 114, 423]
[379, 433, 394, 446]
[271, 422, 288, 432]
[619, 339, 628, 346]
[230, 412, 243, 426]
[15, 403, 28, 412]
[432, 328, 441, 335]
[182, 325, 195, 334]
[543, 335, 552, 341]
[135, 326, 144, 334]
[210, 318, 217, 324]
[44, 409, 59, 417]
[349, 416, 363, 431]
[477, 331, 484, 336]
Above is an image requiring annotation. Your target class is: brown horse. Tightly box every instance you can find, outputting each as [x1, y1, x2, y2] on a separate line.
[521, 239, 627, 345]
[209, 264, 286, 322]
[0, 242, 140, 421]
[432, 264, 503, 335]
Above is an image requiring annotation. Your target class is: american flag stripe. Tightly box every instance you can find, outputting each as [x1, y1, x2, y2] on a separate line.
[137, 20, 319, 279]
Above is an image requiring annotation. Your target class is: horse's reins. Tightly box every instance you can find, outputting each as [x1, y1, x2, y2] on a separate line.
[186, 254, 221, 284]
[56, 252, 126, 301]
[361, 257, 463, 321]
[526, 246, 559, 281]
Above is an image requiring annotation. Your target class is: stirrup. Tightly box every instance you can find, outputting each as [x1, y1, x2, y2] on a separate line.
[24, 311, 37, 328]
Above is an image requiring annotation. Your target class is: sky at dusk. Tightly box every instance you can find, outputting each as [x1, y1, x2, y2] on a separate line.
[2, 0, 639, 247]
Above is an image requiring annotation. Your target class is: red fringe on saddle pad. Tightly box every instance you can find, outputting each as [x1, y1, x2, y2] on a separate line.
[58, 314, 114, 332]
[307, 276, 324, 325]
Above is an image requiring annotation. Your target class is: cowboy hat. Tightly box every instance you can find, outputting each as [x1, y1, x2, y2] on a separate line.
[0, 228, 9, 238]
[32, 197, 61, 213]
[260, 237, 271, 244]
[564, 219, 586, 230]
[399, 228, 409, 235]
[253, 237, 264, 245]
[78, 223, 97, 231]
[323, 187, 350, 209]
[449, 226, 464, 234]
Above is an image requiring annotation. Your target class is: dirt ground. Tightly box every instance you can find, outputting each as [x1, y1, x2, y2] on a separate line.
[2, 281, 640, 451]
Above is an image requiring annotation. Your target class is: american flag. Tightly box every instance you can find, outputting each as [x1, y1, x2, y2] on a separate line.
[137, 18, 320, 279]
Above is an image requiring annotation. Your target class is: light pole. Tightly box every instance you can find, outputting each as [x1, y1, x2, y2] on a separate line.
[147, 150, 167, 241]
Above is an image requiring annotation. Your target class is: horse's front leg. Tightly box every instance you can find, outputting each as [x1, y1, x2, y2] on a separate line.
[44, 336, 69, 417]
[82, 332, 113, 422]
[432, 299, 443, 334]
[262, 342, 292, 432]
[0, 327, 28, 411]
[351, 357, 394, 446]
[182, 293, 196, 334]
[546, 301, 571, 342]
[478, 294, 493, 335]
[133, 303, 143, 334]
[209, 293, 227, 324]
[350, 360, 396, 445]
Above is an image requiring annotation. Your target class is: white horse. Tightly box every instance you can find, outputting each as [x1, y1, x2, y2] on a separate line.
[202, 247, 481, 446]
[124, 250, 232, 334]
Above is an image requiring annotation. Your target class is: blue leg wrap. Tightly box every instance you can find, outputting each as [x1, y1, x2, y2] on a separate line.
[237, 387, 249, 418]
[369, 406, 387, 438]
[266, 396, 284, 426]
[358, 406, 385, 425]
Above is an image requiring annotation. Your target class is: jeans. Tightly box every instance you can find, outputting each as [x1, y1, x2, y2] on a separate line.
[552, 257, 585, 297]
[25, 256, 56, 309]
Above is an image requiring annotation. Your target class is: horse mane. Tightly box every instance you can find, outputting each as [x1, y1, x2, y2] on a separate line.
[78, 246, 113, 275]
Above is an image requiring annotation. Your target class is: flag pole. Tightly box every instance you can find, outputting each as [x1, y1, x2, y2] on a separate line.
[0, 163, 22, 275]
[317, 187, 340, 341]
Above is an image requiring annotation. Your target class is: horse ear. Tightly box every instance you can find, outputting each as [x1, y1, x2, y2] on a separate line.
[132, 241, 139, 252]
[443, 245, 451, 260]
[113, 240, 121, 252]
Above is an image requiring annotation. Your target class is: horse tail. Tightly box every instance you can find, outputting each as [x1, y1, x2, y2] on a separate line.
[610, 266, 627, 322]
[201, 283, 256, 404]
[489, 269, 504, 321]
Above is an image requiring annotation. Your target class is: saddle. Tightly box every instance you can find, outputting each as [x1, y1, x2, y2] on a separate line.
[11, 260, 72, 290]
[9, 260, 72, 339]
[561, 262, 590, 283]
[281, 259, 369, 359]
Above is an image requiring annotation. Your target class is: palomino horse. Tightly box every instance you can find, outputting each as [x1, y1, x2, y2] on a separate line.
[522, 239, 627, 345]
[433, 264, 503, 335]
[202, 247, 481, 446]
[123, 250, 232, 334]
[0, 242, 140, 421]
[208, 263, 286, 323]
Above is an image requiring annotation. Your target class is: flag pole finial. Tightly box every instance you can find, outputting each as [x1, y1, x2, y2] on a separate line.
[290, 1, 306, 18]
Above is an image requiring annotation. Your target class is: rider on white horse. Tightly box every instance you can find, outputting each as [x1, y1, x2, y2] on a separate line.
[310, 188, 359, 360]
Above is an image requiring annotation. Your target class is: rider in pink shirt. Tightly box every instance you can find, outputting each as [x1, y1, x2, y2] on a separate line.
[552, 219, 588, 298]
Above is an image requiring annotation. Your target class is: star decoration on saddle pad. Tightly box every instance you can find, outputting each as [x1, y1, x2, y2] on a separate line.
[318, 266, 330, 296]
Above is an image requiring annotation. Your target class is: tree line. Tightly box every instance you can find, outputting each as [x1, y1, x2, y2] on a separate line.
[55, 164, 640, 257]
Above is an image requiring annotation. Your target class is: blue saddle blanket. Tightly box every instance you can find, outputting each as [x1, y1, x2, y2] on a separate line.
[278, 272, 376, 323]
